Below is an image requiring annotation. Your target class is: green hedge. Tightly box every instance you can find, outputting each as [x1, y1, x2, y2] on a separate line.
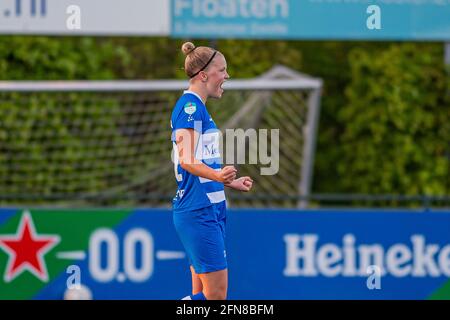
[338, 43, 449, 195]
[0, 36, 448, 204]
[0, 37, 130, 204]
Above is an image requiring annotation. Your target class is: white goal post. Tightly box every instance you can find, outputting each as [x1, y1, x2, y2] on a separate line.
[0, 65, 322, 208]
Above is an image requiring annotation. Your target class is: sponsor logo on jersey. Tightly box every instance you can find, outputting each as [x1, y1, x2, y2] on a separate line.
[184, 102, 197, 115]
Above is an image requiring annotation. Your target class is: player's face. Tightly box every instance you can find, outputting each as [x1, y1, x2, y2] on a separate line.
[205, 55, 229, 99]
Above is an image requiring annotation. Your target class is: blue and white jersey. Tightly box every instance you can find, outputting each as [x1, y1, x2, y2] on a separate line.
[170, 91, 225, 212]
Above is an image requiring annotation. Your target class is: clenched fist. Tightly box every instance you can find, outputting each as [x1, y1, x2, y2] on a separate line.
[216, 166, 237, 184]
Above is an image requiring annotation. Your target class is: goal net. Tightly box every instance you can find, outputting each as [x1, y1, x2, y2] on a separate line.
[0, 65, 322, 208]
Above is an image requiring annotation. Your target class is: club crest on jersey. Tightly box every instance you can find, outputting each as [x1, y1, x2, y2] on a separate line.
[184, 102, 197, 115]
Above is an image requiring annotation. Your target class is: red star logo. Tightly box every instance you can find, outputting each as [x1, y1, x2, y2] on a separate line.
[0, 211, 60, 283]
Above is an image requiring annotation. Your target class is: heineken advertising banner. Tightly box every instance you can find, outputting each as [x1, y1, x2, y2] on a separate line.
[0, 208, 449, 300]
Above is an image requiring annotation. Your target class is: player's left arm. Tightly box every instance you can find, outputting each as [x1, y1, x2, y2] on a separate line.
[225, 176, 253, 192]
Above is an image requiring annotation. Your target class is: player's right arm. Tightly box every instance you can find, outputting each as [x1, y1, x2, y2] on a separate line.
[175, 128, 236, 184]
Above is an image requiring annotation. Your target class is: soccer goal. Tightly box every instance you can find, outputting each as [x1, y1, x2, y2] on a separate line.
[0, 65, 322, 208]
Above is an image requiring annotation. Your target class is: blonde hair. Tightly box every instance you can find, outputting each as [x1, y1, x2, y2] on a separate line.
[181, 42, 220, 78]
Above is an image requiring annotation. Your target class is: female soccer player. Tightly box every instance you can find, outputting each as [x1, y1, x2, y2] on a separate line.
[171, 42, 253, 300]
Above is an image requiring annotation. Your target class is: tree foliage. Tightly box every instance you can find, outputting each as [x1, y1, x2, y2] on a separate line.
[0, 36, 448, 204]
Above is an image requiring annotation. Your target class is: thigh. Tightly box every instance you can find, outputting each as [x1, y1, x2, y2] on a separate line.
[173, 206, 227, 274]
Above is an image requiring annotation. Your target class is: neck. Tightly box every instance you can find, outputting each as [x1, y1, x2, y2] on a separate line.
[187, 83, 208, 104]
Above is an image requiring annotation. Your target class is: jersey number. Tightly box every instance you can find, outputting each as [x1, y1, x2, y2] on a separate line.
[173, 142, 183, 182]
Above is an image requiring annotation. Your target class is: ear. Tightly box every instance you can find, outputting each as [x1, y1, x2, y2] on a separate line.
[200, 71, 208, 82]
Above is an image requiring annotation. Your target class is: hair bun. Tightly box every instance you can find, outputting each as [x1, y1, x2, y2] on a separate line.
[181, 42, 196, 56]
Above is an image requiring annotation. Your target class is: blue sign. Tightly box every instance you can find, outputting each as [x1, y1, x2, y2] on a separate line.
[227, 209, 450, 299]
[171, 0, 450, 40]
[0, 208, 449, 299]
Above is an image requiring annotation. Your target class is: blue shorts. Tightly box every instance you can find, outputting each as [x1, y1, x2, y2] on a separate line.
[173, 201, 227, 274]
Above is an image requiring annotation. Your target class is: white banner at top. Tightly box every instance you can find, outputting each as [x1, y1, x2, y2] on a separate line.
[0, 0, 169, 35]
